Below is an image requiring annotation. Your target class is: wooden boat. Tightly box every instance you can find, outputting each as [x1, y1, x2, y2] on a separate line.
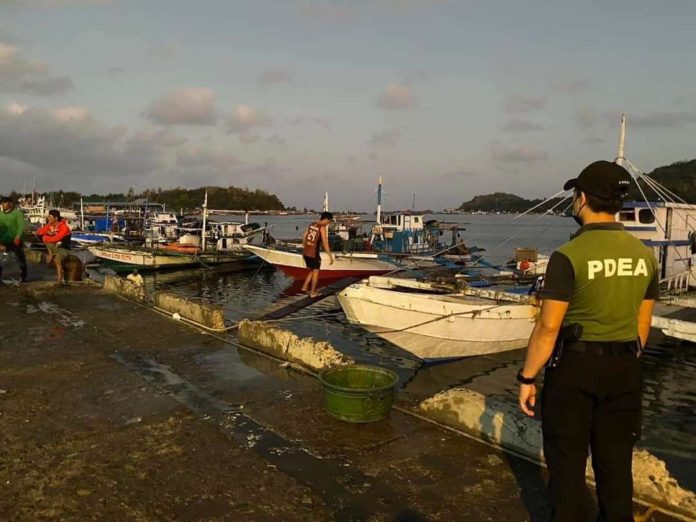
[88, 244, 254, 273]
[243, 245, 400, 280]
[337, 276, 538, 361]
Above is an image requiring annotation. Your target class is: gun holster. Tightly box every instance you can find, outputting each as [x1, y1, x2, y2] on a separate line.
[547, 323, 583, 369]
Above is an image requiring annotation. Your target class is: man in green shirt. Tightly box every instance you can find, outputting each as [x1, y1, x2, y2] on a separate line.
[517, 161, 658, 521]
[0, 196, 28, 282]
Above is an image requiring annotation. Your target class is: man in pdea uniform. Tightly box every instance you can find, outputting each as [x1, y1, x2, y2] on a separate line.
[518, 161, 658, 522]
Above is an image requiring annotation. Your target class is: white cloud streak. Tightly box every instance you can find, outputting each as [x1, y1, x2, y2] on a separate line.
[377, 83, 417, 111]
[490, 142, 548, 164]
[0, 41, 74, 96]
[143, 87, 217, 126]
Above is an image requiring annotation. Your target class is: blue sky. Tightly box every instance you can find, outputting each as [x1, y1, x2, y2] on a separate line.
[1, 0, 695, 210]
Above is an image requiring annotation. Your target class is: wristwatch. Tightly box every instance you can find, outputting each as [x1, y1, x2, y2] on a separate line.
[516, 369, 536, 385]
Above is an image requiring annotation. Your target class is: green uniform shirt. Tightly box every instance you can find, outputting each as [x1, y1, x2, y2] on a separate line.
[540, 222, 659, 342]
[0, 208, 26, 244]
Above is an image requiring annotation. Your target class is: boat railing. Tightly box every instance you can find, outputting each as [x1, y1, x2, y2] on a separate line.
[660, 270, 692, 295]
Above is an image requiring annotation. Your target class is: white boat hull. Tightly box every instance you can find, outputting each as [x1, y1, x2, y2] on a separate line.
[89, 246, 192, 268]
[338, 283, 537, 360]
[244, 245, 399, 280]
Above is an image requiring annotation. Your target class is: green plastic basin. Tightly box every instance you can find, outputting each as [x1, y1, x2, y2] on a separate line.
[319, 365, 399, 423]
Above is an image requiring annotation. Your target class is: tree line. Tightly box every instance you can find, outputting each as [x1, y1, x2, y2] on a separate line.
[8, 185, 286, 212]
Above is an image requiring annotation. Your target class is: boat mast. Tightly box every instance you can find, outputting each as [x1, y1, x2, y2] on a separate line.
[80, 197, 84, 231]
[615, 113, 627, 167]
[322, 192, 329, 212]
[201, 190, 208, 252]
[376, 177, 383, 225]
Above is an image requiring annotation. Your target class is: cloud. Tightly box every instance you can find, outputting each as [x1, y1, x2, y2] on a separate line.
[442, 170, 475, 179]
[581, 136, 604, 145]
[108, 66, 124, 76]
[502, 118, 545, 133]
[629, 111, 696, 129]
[575, 109, 696, 130]
[368, 128, 402, 148]
[6, 101, 27, 115]
[147, 41, 180, 60]
[552, 78, 590, 96]
[176, 146, 239, 171]
[287, 115, 331, 130]
[377, 83, 417, 111]
[0, 105, 182, 191]
[490, 142, 548, 164]
[226, 104, 271, 134]
[143, 87, 217, 126]
[2, 0, 109, 6]
[300, 2, 355, 23]
[266, 133, 287, 146]
[575, 107, 597, 129]
[503, 95, 547, 114]
[22, 75, 74, 95]
[51, 105, 90, 122]
[0, 41, 74, 96]
[258, 68, 292, 86]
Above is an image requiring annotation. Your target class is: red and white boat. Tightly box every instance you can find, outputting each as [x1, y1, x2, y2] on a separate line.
[244, 245, 400, 280]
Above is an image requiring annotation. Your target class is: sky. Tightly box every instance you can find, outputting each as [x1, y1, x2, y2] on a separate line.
[0, 0, 695, 211]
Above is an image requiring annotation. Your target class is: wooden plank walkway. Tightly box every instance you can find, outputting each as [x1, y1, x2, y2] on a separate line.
[258, 277, 361, 321]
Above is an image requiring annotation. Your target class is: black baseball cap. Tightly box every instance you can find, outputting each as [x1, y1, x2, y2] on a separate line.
[0, 196, 13, 203]
[564, 160, 632, 200]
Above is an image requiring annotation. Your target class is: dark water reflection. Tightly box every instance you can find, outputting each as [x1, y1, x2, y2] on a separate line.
[150, 214, 696, 491]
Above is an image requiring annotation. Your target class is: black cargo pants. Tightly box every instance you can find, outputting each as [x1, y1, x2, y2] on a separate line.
[541, 343, 641, 522]
[0, 241, 27, 281]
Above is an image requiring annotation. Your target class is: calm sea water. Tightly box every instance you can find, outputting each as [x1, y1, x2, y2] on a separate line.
[148, 213, 696, 490]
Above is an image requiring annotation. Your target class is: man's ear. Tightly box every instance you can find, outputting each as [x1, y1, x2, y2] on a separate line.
[578, 191, 587, 207]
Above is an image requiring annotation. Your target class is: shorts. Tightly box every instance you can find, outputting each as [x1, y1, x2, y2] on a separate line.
[46, 243, 70, 260]
[303, 255, 321, 270]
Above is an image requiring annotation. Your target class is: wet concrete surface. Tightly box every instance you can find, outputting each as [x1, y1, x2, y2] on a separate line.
[0, 277, 677, 520]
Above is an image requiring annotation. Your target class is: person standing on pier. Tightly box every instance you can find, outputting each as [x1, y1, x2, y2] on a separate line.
[301, 211, 334, 298]
[36, 210, 72, 285]
[517, 161, 658, 522]
[0, 196, 28, 283]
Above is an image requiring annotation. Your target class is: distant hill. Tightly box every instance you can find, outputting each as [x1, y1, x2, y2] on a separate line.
[457, 192, 565, 213]
[628, 159, 696, 203]
[457, 159, 696, 212]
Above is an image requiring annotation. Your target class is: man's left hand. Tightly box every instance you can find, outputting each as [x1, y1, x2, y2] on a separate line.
[13, 237, 21, 247]
[518, 383, 537, 417]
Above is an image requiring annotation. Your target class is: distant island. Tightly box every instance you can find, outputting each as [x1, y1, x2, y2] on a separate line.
[454, 159, 696, 213]
[9, 185, 287, 212]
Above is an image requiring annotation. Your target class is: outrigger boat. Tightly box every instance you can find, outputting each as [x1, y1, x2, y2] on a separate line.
[338, 276, 537, 361]
[87, 244, 254, 273]
[339, 114, 696, 359]
[243, 245, 400, 280]
[89, 191, 264, 272]
[246, 181, 474, 280]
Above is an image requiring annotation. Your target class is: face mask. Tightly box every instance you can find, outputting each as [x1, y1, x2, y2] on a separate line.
[572, 197, 585, 227]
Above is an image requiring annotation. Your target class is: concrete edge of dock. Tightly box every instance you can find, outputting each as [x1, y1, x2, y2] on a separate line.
[418, 387, 696, 520]
[236, 319, 355, 372]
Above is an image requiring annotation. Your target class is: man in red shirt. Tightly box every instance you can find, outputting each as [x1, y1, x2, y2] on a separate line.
[37, 210, 72, 284]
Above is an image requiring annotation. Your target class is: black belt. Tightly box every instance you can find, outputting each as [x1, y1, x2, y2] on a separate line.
[564, 341, 637, 356]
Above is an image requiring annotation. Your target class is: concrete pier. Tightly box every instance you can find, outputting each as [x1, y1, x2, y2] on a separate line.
[0, 284, 558, 520]
[0, 255, 685, 521]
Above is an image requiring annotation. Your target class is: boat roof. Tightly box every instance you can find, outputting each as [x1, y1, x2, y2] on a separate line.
[623, 200, 696, 210]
